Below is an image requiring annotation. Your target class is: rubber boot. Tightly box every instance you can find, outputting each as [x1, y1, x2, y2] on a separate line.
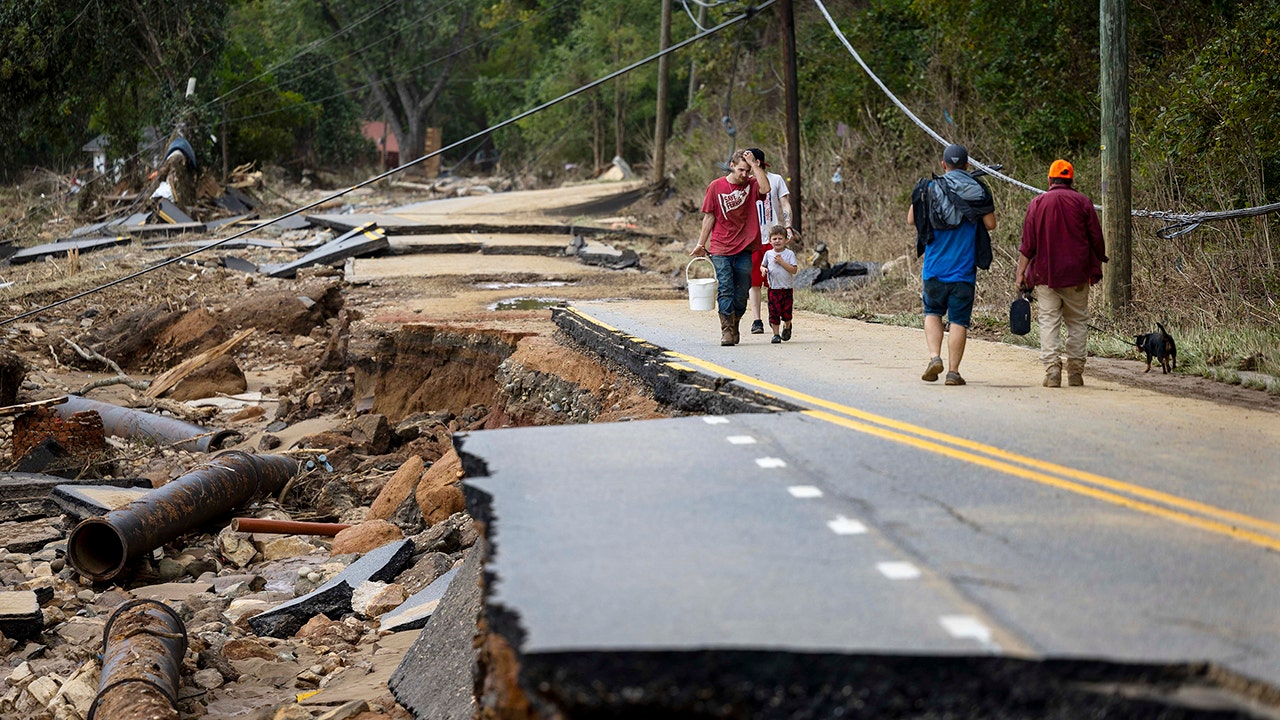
[719, 314, 735, 346]
[731, 313, 743, 345]
[1043, 362, 1062, 388]
[1067, 358, 1085, 387]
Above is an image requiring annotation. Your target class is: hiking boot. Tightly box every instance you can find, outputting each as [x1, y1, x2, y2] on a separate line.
[750, 319, 765, 334]
[781, 323, 792, 341]
[719, 314, 734, 346]
[945, 371, 966, 386]
[731, 314, 743, 345]
[1067, 358, 1085, 387]
[1043, 362, 1062, 388]
[771, 334, 782, 344]
[922, 357, 944, 382]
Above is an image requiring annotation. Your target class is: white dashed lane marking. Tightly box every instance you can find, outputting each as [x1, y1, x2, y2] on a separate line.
[827, 516, 867, 535]
[702, 416, 730, 424]
[727, 435, 757, 444]
[876, 561, 921, 579]
[787, 485, 823, 498]
[939, 615, 1000, 650]
[755, 457, 787, 468]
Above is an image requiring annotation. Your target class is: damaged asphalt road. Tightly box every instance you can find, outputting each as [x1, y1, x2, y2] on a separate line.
[2, 178, 1279, 719]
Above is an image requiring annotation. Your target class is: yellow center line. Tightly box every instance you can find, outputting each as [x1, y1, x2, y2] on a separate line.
[566, 306, 1280, 548]
[665, 350, 1280, 541]
[806, 410, 1280, 553]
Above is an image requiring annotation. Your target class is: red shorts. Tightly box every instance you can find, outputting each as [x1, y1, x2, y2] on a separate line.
[767, 288, 794, 325]
[751, 246, 767, 287]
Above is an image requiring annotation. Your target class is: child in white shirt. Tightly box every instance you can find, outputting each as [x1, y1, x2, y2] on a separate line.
[760, 225, 798, 343]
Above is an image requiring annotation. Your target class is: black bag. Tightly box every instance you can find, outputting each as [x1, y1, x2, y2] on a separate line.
[1009, 290, 1032, 335]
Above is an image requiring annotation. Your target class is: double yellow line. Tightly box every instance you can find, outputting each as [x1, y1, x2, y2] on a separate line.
[660, 348, 1280, 553]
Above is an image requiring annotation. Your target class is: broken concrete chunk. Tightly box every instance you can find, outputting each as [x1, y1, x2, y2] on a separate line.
[0, 591, 43, 642]
[0, 518, 63, 554]
[248, 539, 414, 638]
[51, 484, 153, 522]
[3, 472, 151, 523]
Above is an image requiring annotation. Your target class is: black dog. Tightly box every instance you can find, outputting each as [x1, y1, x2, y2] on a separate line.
[1135, 322, 1177, 374]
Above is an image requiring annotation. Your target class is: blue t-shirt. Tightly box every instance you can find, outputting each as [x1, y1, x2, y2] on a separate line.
[922, 223, 977, 283]
[922, 171, 979, 284]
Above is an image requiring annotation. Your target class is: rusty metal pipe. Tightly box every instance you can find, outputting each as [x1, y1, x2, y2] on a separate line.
[56, 394, 241, 452]
[89, 598, 187, 720]
[67, 451, 298, 582]
[232, 517, 352, 536]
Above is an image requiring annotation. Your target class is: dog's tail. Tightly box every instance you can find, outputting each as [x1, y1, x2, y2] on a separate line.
[1156, 321, 1169, 335]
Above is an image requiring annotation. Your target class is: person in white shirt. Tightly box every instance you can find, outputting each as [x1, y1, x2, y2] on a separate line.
[744, 148, 794, 335]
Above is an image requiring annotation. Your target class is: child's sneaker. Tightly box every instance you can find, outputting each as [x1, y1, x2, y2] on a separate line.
[750, 319, 765, 334]
[781, 323, 792, 341]
[771, 334, 782, 344]
[945, 371, 966, 386]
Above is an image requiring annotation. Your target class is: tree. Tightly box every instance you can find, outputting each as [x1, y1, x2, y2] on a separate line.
[0, 0, 227, 176]
[314, 0, 478, 165]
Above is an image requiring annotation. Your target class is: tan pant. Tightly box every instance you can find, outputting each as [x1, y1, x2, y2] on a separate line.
[1035, 284, 1089, 366]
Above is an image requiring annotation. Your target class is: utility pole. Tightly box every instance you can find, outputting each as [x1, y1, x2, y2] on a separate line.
[1100, 0, 1131, 310]
[652, 0, 673, 188]
[780, 0, 802, 234]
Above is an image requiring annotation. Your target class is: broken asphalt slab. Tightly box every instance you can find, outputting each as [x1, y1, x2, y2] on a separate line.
[389, 542, 482, 720]
[260, 222, 389, 279]
[7, 236, 131, 264]
[378, 565, 459, 633]
[248, 539, 414, 638]
[551, 306, 799, 415]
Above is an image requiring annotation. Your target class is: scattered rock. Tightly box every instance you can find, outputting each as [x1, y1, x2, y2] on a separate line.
[260, 536, 320, 562]
[368, 456, 424, 521]
[415, 449, 465, 525]
[351, 581, 407, 618]
[331, 520, 403, 557]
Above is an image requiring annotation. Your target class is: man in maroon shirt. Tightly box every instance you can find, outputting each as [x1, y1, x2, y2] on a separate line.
[1016, 160, 1107, 387]
[690, 150, 771, 346]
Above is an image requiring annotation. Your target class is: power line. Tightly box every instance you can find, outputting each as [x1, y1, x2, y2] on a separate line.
[201, 0, 405, 111]
[811, 0, 1278, 235]
[221, 0, 576, 126]
[1, 1, 775, 329]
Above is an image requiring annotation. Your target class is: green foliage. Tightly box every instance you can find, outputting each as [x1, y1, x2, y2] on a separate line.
[1137, 0, 1280, 200]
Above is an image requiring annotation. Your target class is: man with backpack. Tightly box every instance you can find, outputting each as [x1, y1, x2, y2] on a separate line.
[908, 143, 997, 386]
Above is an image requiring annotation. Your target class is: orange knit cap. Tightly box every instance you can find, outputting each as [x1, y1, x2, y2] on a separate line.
[1048, 159, 1074, 180]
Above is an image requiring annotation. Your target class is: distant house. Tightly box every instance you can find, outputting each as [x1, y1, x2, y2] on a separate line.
[82, 127, 164, 177]
[361, 121, 400, 169]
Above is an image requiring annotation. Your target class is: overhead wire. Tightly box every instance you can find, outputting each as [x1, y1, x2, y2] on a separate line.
[1, 1, 776, 328]
[221, 0, 578, 126]
[811, 0, 1277, 235]
[200, 0, 405, 110]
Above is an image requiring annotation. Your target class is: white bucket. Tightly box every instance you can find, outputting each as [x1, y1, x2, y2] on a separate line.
[686, 257, 717, 312]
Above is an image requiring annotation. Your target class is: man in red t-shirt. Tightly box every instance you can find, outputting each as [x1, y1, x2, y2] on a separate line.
[1016, 159, 1107, 387]
[690, 150, 770, 346]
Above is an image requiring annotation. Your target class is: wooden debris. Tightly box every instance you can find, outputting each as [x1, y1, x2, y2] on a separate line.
[145, 328, 255, 399]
